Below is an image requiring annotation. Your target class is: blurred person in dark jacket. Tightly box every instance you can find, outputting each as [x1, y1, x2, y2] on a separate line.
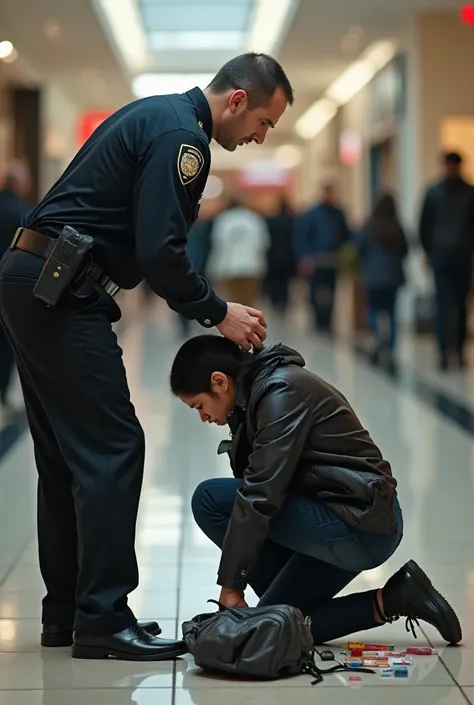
[294, 184, 350, 334]
[177, 216, 213, 337]
[264, 197, 295, 313]
[356, 193, 408, 362]
[0, 162, 31, 416]
[419, 152, 474, 370]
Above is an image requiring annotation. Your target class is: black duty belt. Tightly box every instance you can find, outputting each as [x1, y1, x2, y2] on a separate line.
[10, 227, 120, 298]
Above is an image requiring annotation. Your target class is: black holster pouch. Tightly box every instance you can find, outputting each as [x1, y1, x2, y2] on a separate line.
[33, 226, 94, 306]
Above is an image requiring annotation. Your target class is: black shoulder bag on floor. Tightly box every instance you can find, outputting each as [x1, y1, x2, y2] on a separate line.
[182, 602, 375, 685]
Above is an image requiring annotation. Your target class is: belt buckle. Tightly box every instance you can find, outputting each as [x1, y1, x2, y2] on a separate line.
[10, 227, 24, 250]
[104, 280, 120, 297]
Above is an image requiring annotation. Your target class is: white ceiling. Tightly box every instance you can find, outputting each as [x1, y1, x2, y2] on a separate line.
[277, 0, 465, 134]
[0, 0, 132, 108]
[0, 0, 466, 146]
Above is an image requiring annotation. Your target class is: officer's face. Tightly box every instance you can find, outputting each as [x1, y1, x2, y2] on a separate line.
[218, 87, 288, 152]
[180, 373, 236, 426]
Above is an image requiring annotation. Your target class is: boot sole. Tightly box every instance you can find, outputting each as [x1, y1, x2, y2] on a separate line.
[41, 626, 161, 648]
[405, 560, 462, 645]
[71, 643, 187, 661]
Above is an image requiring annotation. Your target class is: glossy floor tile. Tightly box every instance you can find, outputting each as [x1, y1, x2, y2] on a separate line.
[175, 688, 471, 705]
[1, 304, 473, 705]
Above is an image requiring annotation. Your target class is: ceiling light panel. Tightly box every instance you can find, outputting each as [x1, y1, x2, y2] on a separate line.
[141, 3, 251, 32]
[140, 0, 251, 4]
[149, 31, 246, 51]
[132, 73, 215, 97]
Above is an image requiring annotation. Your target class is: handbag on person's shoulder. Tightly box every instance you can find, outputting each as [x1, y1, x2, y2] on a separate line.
[182, 601, 374, 685]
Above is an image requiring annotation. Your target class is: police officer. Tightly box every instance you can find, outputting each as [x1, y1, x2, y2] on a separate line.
[0, 52, 294, 661]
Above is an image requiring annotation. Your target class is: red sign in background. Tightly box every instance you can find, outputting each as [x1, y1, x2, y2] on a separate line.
[460, 4, 474, 24]
[77, 110, 113, 147]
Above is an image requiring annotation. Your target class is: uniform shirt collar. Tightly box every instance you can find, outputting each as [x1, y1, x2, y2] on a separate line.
[187, 87, 213, 142]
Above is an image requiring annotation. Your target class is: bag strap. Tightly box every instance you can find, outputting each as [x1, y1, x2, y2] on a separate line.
[304, 650, 376, 685]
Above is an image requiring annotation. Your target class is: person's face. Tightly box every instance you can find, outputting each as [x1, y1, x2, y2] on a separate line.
[322, 185, 335, 204]
[444, 161, 461, 178]
[216, 87, 288, 152]
[179, 373, 236, 426]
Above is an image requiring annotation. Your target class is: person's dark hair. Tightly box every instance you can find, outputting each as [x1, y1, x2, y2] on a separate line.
[208, 52, 294, 108]
[443, 151, 462, 166]
[366, 192, 405, 251]
[170, 335, 251, 397]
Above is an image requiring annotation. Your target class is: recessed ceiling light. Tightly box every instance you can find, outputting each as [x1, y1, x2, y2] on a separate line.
[132, 73, 215, 98]
[0, 41, 15, 60]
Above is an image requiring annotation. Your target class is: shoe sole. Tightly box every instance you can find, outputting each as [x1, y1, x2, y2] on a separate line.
[71, 644, 187, 660]
[405, 559, 462, 645]
[41, 626, 162, 648]
[41, 634, 73, 648]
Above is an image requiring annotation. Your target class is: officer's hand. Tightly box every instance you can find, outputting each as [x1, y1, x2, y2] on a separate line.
[217, 302, 267, 351]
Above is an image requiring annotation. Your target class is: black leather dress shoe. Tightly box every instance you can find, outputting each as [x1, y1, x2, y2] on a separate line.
[41, 620, 161, 647]
[72, 624, 187, 660]
[381, 560, 462, 645]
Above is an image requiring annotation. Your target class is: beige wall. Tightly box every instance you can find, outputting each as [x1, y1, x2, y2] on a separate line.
[418, 12, 474, 185]
[339, 86, 371, 226]
[40, 83, 82, 196]
[295, 114, 340, 209]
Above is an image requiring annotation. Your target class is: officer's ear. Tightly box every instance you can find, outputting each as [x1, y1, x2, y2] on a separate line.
[228, 90, 248, 115]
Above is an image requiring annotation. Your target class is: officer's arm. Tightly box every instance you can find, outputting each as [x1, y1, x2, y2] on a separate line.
[134, 129, 227, 326]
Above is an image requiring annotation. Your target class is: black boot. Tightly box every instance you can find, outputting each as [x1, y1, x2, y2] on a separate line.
[378, 560, 462, 645]
[41, 620, 161, 647]
[72, 624, 187, 660]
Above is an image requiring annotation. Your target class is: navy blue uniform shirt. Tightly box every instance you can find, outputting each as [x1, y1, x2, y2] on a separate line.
[24, 87, 227, 327]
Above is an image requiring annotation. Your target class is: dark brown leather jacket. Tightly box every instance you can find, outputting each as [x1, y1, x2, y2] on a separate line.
[217, 344, 398, 591]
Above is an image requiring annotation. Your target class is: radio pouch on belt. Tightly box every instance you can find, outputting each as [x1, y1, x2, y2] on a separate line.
[33, 226, 94, 306]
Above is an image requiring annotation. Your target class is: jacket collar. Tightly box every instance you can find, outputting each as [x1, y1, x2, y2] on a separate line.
[186, 87, 213, 143]
[233, 369, 252, 412]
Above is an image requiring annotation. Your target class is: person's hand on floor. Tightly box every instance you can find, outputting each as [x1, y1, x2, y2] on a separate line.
[219, 587, 248, 609]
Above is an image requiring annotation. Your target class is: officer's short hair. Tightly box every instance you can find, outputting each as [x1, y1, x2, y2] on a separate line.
[208, 52, 294, 108]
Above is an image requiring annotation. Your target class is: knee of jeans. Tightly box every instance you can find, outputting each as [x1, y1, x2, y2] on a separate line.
[191, 479, 214, 528]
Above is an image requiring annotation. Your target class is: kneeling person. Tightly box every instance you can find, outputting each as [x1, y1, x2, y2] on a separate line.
[171, 336, 461, 645]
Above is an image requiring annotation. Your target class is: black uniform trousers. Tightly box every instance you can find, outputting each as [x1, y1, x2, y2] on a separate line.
[0, 250, 145, 634]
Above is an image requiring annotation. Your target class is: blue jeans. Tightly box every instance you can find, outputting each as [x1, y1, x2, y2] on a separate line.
[366, 288, 398, 352]
[192, 478, 403, 644]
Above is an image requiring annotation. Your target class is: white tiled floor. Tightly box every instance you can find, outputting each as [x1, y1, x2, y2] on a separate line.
[1, 301, 473, 704]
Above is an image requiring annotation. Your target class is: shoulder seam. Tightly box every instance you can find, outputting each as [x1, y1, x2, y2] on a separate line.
[252, 372, 311, 416]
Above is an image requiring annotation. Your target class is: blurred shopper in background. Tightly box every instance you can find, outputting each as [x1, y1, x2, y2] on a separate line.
[208, 198, 270, 308]
[264, 196, 295, 314]
[177, 215, 213, 337]
[356, 193, 409, 363]
[0, 162, 31, 420]
[419, 152, 474, 371]
[295, 184, 350, 335]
